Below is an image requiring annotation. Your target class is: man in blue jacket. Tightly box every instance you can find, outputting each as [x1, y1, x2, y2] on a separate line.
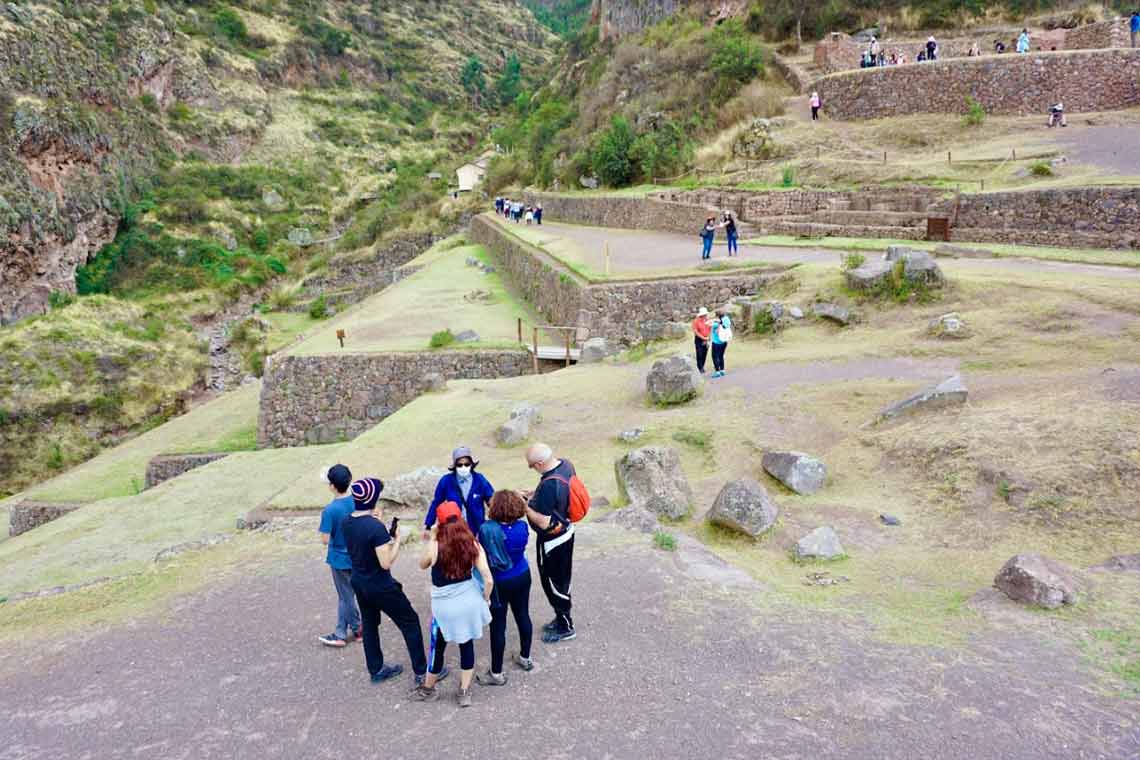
[423, 446, 494, 537]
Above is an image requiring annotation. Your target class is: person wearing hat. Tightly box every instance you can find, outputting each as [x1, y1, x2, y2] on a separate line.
[700, 216, 717, 260]
[423, 446, 494, 538]
[341, 477, 439, 686]
[412, 501, 493, 707]
[691, 307, 712, 374]
[317, 464, 362, 648]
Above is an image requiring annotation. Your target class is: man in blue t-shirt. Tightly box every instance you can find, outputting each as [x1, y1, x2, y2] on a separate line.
[1131, 11, 1139, 49]
[318, 464, 361, 648]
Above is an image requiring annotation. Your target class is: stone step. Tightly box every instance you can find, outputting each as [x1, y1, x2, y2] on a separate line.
[810, 210, 930, 227]
[762, 220, 929, 241]
[827, 197, 935, 213]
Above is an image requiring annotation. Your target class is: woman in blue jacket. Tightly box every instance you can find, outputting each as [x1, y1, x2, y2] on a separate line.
[423, 446, 494, 537]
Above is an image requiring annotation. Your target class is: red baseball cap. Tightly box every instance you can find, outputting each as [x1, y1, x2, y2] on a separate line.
[436, 501, 462, 525]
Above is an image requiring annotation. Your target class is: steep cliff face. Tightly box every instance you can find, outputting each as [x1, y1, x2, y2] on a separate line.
[592, 0, 746, 41]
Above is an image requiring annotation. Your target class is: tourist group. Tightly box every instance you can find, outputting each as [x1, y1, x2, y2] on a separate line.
[316, 443, 587, 708]
[496, 197, 543, 224]
[699, 212, 740, 259]
[691, 305, 733, 379]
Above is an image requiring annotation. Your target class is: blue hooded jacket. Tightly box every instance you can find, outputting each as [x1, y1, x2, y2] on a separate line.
[424, 470, 494, 536]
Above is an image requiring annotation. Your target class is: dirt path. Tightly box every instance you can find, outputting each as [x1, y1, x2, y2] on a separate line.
[1, 525, 1135, 759]
[538, 222, 1140, 281]
[1058, 125, 1140, 176]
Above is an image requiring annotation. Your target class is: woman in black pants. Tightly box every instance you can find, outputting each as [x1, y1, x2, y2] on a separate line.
[476, 490, 535, 684]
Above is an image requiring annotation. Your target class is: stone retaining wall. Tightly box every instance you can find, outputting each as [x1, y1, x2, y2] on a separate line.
[521, 191, 716, 236]
[1065, 18, 1130, 50]
[770, 53, 812, 94]
[651, 187, 943, 218]
[144, 453, 231, 489]
[257, 350, 532, 448]
[815, 49, 1140, 120]
[9, 501, 82, 536]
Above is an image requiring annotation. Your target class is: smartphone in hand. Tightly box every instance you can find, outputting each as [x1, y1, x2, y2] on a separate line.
[389, 516, 400, 537]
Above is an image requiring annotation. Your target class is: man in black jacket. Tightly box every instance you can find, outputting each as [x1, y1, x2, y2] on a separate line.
[523, 442, 577, 643]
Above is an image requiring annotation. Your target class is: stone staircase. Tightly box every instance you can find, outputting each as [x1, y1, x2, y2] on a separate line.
[753, 195, 940, 241]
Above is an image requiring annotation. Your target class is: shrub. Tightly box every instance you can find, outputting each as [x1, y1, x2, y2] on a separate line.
[781, 165, 796, 187]
[213, 6, 248, 44]
[841, 252, 865, 271]
[709, 19, 765, 85]
[963, 96, 986, 127]
[168, 101, 193, 122]
[48, 291, 75, 310]
[591, 116, 636, 187]
[484, 154, 526, 194]
[429, 329, 455, 349]
[753, 309, 778, 334]
[308, 294, 329, 319]
[247, 348, 267, 378]
[653, 530, 677, 551]
[1029, 161, 1054, 177]
[303, 21, 352, 56]
[460, 56, 486, 98]
[139, 93, 159, 113]
[495, 54, 522, 107]
[672, 427, 713, 449]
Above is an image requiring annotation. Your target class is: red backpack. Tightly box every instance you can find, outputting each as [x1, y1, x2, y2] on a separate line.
[548, 474, 591, 523]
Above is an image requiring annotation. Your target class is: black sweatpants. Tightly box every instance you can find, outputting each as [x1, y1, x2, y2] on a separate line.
[489, 569, 533, 673]
[351, 579, 428, 677]
[429, 622, 475, 672]
[711, 342, 727, 372]
[694, 336, 709, 373]
[536, 530, 574, 630]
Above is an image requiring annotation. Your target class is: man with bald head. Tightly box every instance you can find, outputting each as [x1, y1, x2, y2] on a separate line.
[523, 443, 577, 643]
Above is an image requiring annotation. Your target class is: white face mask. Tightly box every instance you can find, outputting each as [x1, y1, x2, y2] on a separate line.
[455, 466, 472, 478]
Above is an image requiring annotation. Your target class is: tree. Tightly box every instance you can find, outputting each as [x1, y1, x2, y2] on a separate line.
[495, 53, 522, 107]
[591, 116, 636, 187]
[460, 56, 486, 102]
[709, 20, 764, 84]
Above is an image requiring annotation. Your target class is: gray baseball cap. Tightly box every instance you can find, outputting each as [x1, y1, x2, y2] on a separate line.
[451, 446, 478, 467]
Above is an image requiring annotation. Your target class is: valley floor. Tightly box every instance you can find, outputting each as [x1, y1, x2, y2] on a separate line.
[1, 523, 1136, 760]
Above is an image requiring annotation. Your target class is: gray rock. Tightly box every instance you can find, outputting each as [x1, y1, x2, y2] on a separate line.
[876, 375, 968, 423]
[421, 372, 447, 393]
[496, 416, 530, 446]
[1091, 553, 1140, 573]
[812, 302, 854, 326]
[465, 257, 480, 266]
[844, 259, 893, 290]
[453, 329, 480, 343]
[579, 175, 599, 189]
[762, 451, 828, 495]
[509, 403, 542, 426]
[481, 266, 496, 275]
[379, 466, 447, 514]
[707, 478, 779, 538]
[879, 513, 902, 526]
[788, 306, 804, 319]
[884, 246, 945, 286]
[994, 554, 1084, 609]
[288, 227, 314, 246]
[615, 446, 694, 520]
[580, 337, 609, 363]
[794, 526, 846, 561]
[597, 505, 661, 534]
[212, 226, 238, 251]
[262, 189, 286, 210]
[619, 427, 645, 442]
[646, 354, 703, 406]
[928, 312, 972, 340]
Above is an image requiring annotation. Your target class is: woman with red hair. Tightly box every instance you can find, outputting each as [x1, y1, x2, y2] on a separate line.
[413, 501, 493, 707]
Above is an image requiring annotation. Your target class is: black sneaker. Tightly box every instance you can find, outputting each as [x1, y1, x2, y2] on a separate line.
[541, 626, 576, 643]
[414, 666, 450, 686]
[541, 618, 559, 633]
[370, 664, 404, 683]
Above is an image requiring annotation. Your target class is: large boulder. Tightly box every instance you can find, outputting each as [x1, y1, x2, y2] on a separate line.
[579, 337, 609, 364]
[615, 446, 694, 520]
[994, 554, 1084, 609]
[707, 478, 779, 538]
[496, 416, 530, 446]
[509, 403, 542, 426]
[379, 466, 447, 513]
[793, 526, 845, 561]
[762, 451, 828, 495]
[453, 329, 480, 343]
[646, 354, 703, 406]
[928, 312, 972, 340]
[812, 302, 854, 326]
[876, 375, 968, 423]
[885, 246, 944, 286]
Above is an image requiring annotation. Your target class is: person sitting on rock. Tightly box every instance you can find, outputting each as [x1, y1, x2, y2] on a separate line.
[424, 446, 494, 539]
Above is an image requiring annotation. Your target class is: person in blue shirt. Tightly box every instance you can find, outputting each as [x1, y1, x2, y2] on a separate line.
[318, 463, 361, 648]
[423, 446, 494, 538]
[1131, 11, 1139, 49]
[475, 490, 535, 686]
[710, 307, 732, 378]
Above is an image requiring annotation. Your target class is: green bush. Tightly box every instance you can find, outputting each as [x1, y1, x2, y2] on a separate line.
[709, 19, 764, 85]
[303, 21, 352, 56]
[781, 165, 796, 187]
[167, 101, 193, 122]
[139, 93, 159, 113]
[653, 530, 677, 551]
[495, 53, 522, 107]
[429, 329, 455, 349]
[213, 6, 248, 44]
[753, 309, 778, 334]
[841, 252, 865, 271]
[308, 294, 329, 320]
[591, 116, 636, 187]
[1029, 161, 1054, 177]
[48, 291, 75, 310]
[460, 56, 486, 98]
[963, 96, 986, 127]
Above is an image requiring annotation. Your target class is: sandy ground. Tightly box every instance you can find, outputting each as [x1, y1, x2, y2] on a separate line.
[1, 524, 1136, 760]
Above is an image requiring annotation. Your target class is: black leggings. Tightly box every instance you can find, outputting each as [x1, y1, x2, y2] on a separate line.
[711, 342, 727, 372]
[429, 622, 475, 673]
[490, 569, 533, 673]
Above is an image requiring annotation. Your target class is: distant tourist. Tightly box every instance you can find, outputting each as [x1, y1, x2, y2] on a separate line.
[916, 49, 927, 62]
[525, 206, 534, 225]
[692, 306, 711, 374]
[523, 443, 580, 643]
[926, 35, 938, 61]
[411, 501, 493, 707]
[424, 446, 493, 539]
[1016, 28, 1030, 54]
[494, 197, 503, 215]
[317, 464, 361, 648]
[993, 39, 1006, 54]
[809, 90, 821, 121]
[967, 41, 980, 57]
[476, 490, 535, 685]
[1131, 10, 1139, 48]
[700, 216, 716, 260]
[709, 307, 733, 378]
[341, 477, 436, 685]
[722, 212, 739, 256]
[1048, 100, 1067, 128]
[534, 204, 543, 225]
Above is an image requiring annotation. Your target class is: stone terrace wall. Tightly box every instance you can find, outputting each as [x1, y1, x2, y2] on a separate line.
[933, 187, 1140, 249]
[816, 49, 1140, 120]
[258, 351, 531, 448]
[651, 188, 943, 218]
[813, 29, 1069, 74]
[9, 501, 82, 536]
[145, 453, 231, 489]
[1065, 19, 1130, 50]
[770, 53, 812, 94]
[522, 191, 716, 236]
[468, 215, 586, 331]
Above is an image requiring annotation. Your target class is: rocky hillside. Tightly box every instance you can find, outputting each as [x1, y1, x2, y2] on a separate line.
[0, 0, 556, 496]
